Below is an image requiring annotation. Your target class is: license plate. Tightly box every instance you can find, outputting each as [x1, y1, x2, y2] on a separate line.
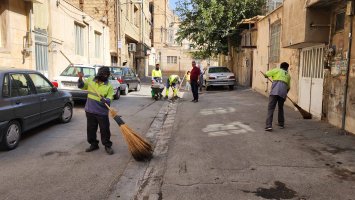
[218, 76, 227, 79]
[62, 82, 77, 87]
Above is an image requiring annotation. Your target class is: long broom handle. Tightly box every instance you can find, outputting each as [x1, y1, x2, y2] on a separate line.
[260, 71, 297, 105]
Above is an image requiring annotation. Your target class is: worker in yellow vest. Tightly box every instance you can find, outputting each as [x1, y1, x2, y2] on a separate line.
[152, 63, 162, 82]
[165, 74, 180, 99]
[78, 67, 115, 155]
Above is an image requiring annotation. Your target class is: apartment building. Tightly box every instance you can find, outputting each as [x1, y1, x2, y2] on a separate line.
[0, 0, 110, 80]
[67, 0, 152, 77]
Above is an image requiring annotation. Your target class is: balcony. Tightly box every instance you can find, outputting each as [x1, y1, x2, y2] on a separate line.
[307, 0, 340, 8]
[282, 0, 332, 48]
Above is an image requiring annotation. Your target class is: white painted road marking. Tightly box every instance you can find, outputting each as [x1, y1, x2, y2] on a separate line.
[202, 121, 255, 137]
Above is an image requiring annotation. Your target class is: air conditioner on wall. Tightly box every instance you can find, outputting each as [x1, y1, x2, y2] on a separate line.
[128, 43, 137, 52]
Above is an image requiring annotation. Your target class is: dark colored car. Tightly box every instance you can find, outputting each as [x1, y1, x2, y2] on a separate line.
[0, 69, 74, 150]
[111, 67, 141, 95]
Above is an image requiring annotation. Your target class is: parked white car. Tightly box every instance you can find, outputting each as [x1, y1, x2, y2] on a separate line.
[204, 66, 236, 90]
[53, 64, 121, 100]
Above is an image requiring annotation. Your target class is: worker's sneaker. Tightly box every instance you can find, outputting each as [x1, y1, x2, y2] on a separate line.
[265, 127, 273, 131]
[278, 124, 285, 129]
[85, 145, 99, 152]
[105, 147, 114, 155]
[164, 96, 168, 99]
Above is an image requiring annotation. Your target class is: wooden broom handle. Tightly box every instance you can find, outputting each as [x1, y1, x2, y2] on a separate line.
[87, 82, 114, 112]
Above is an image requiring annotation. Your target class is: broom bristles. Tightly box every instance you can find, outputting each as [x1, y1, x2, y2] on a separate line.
[293, 103, 312, 119]
[119, 124, 153, 161]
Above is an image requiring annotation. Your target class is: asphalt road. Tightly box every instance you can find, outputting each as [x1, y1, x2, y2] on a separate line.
[0, 85, 165, 200]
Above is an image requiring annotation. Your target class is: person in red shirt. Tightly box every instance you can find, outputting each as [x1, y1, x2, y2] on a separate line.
[190, 60, 201, 102]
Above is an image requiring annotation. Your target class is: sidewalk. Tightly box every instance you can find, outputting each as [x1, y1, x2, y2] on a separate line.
[160, 88, 355, 199]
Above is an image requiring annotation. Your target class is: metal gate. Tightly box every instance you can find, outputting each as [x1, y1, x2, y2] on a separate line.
[299, 45, 325, 119]
[35, 33, 49, 77]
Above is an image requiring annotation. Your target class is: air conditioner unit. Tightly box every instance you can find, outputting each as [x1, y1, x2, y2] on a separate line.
[128, 43, 137, 52]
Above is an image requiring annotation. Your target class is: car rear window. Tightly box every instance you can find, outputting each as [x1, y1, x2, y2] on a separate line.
[60, 66, 96, 77]
[209, 67, 230, 73]
[110, 67, 123, 75]
[2, 74, 9, 97]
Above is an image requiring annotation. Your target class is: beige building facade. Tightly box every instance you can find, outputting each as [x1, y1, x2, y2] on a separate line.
[149, 0, 215, 78]
[66, 0, 152, 77]
[228, 0, 355, 134]
[0, 0, 110, 80]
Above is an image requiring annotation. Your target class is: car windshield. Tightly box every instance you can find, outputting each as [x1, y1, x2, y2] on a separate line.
[209, 67, 230, 73]
[60, 66, 95, 77]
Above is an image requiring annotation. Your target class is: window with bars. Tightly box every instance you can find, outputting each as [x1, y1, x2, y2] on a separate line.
[75, 23, 84, 56]
[95, 31, 101, 58]
[269, 21, 281, 63]
[167, 56, 177, 64]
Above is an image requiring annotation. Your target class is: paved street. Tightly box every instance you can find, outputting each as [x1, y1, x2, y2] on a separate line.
[113, 87, 355, 200]
[0, 85, 165, 200]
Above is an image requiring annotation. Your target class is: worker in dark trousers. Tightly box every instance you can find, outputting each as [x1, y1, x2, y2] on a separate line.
[190, 60, 201, 102]
[78, 67, 115, 155]
[264, 62, 291, 131]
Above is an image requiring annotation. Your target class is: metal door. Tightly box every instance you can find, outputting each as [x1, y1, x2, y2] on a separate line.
[299, 46, 325, 119]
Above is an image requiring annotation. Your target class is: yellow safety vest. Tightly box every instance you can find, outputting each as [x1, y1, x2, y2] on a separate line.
[152, 69, 162, 78]
[80, 77, 114, 102]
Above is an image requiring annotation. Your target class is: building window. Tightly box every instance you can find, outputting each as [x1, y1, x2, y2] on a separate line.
[335, 12, 345, 32]
[167, 56, 177, 64]
[95, 31, 101, 58]
[134, 6, 139, 26]
[75, 23, 85, 56]
[269, 21, 281, 63]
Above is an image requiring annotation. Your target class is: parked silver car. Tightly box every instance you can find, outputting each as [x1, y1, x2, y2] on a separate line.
[0, 69, 74, 150]
[204, 66, 236, 90]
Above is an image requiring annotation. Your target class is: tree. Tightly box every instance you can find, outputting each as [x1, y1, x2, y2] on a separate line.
[176, 0, 265, 58]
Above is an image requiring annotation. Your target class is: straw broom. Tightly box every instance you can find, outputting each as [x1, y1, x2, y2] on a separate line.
[87, 82, 153, 161]
[260, 71, 312, 119]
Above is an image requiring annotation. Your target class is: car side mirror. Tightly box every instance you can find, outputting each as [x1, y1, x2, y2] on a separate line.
[51, 87, 58, 93]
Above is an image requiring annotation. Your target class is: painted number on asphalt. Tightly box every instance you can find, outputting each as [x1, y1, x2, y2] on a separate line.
[200, 107, 236, 115]
[202, 121, 255, 137]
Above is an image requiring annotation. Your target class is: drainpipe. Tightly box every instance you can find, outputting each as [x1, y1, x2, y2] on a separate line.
[103, 26, 105, 64]
[342, 1, 354, 131]
[83, 21, 90, 64]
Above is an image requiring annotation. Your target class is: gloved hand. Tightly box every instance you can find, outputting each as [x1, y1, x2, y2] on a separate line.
[100, 97, 107, 104]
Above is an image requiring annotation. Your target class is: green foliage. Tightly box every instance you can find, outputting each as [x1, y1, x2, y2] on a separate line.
[176, 0, 265, 57]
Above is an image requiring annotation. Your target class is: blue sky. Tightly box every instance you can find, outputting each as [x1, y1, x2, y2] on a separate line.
[169, 0, 178, 10]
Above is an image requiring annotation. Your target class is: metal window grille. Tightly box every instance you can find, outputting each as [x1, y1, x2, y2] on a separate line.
[75, 23, 84, 56]
[301, 47, 324, 79]
[269, 21, 281, 63]
[95, 32, 101, 58]
[35, 33, 49, 77]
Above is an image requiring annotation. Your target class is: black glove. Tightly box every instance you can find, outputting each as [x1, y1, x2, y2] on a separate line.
[100, 97, 107, 104]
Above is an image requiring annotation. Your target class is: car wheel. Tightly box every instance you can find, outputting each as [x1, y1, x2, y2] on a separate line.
[59, 103, 73, 123]
[122, 86, 129, 95]
[1, 121, 21, 150]
[229, 85, 234, 90]
[135, 83, 141, 91]
[114, 88, 121, 100]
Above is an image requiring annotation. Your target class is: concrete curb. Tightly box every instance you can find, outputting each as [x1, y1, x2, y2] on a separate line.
[107, 100, 178, 200]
